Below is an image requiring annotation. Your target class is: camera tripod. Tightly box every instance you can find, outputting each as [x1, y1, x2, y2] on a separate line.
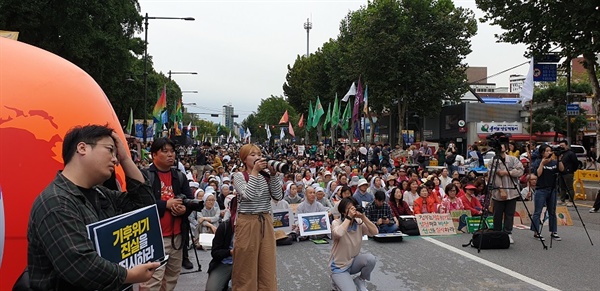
[181, 224, 203, 274]
[541, 172, 594, 246]
[472, 152, 547, 252]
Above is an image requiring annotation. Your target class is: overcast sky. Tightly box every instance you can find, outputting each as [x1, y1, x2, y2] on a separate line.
[138, 0, 528, 123]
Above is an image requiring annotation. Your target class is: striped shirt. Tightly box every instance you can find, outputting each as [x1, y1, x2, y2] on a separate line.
[233, 172, 283, 213]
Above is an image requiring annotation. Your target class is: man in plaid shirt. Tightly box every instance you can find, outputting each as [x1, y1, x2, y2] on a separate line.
[27, 125, 159, 290]
[365, 190, 399, 233]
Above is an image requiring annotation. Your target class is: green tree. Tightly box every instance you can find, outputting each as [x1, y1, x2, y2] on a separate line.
[0, 0, 181, 125]
[476, 0, 600, 150]
[339, 0, 476, 145]
[531, 82, 592, 141]
[241, 96, 298, 143]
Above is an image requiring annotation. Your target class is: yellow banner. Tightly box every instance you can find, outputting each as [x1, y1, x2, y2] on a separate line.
[0, 30, 19, 40]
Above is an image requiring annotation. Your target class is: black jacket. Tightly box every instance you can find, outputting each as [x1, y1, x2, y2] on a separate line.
[143, 165, 195, 249]
[560, 149, 578, 174]
[208, 221, 234, 274]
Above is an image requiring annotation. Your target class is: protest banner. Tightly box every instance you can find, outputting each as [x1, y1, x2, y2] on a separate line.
[298, 212, 331, 236]
[415, 213, 455, 236]
[87, 204, 164, 270]
[272, 209, 294, 233]
[466, 216, 494, 233]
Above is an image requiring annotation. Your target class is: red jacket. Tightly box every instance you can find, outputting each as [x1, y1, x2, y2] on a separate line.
[413, 196, 437, 214]
[460, 195, 482, 216]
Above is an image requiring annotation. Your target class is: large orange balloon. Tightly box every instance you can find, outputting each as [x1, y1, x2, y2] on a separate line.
[0, 37, 127, 289]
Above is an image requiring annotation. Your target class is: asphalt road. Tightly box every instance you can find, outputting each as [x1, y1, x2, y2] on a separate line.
[175, 201, 599, 291]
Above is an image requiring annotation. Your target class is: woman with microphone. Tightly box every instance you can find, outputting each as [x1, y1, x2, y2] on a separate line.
[330, 197, 378, 291]
[231, 144, 283, 290]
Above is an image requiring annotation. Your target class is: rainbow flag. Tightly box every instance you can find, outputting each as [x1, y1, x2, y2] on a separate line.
[153, 85, 167, 121]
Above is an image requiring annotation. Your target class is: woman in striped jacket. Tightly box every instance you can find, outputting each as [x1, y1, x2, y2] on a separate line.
[231, 144, 283, 290]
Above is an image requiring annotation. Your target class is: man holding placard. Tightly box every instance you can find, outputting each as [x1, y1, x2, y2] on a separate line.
[26, 125, 159, 290]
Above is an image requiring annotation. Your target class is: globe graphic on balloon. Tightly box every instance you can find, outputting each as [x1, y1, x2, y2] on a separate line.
[0, 37, 127, 289]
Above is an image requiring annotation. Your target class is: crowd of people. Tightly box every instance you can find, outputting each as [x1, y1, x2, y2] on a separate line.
[24, 124, 594, 291]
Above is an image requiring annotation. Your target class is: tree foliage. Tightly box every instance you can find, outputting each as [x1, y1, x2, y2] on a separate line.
[532, 82, 591, 140]
[0, 0, 182, 125]
[476, 0, 600, 147]
[240, 95, 298, 142]
[283, 0, 477, 145]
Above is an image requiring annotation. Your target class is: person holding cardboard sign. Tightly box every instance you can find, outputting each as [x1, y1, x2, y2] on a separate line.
[330, 198, 378, 291]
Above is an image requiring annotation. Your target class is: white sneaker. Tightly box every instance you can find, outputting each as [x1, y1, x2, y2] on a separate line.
[565, 202, 573, 207]
[353, 276, 368, 291]
[508, 234, 514, 244]
[590, 208, 598, 213]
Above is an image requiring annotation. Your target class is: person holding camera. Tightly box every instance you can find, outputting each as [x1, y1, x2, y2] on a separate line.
[142, 137, 196, 290]
[231, 143, 283, 290]
[531, 144, 564, 241]
[557, 140, 578, 207]
[330, 197, 379, 291]
[488, 143, 524, 244]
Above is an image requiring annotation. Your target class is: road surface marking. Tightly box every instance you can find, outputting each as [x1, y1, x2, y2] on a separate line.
[422, 237, 560, 291]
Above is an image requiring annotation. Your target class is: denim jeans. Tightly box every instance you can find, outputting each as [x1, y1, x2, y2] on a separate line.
[379, 223, 399, 233]
[531, 187, 557, 234]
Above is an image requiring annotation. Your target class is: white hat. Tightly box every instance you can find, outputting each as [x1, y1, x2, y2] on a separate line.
[222, 177, 231, 183]
[348, 176, 360, 186]
[324, 171, 332, 176]
[203, 192, 215, 202]
[315, 187, 325, 193]
[205, 186, 215, 194]
[189, 181, 199, 188]
[357, 178, 369, 187]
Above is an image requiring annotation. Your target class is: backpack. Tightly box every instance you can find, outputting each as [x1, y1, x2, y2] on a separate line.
[462, 229, 510, 251]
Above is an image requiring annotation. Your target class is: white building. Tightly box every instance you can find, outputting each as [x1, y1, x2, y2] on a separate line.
[509, 74, 526, 93]
[222, 104, 234, 131]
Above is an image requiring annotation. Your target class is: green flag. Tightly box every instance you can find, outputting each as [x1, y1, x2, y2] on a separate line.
[126, 108, 133, 135]
[331, 95, 339, 126]
[323, 102, 331, 130]
[342, 102, 351, 130]
[307, 101, 314, 132]
[313, 97, 325, 128]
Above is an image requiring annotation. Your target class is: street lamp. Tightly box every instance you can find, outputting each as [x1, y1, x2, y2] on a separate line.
[168, 70, 197, 81]
[142, 13, 195, 143]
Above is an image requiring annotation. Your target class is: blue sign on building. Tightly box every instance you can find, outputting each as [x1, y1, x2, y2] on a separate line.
[566, 104, 580, 116]
[533, 63, 557, 82]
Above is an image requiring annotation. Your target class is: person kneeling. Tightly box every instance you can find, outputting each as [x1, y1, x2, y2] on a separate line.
[365, 190, 399, 233]
[330, 198, 379, 291]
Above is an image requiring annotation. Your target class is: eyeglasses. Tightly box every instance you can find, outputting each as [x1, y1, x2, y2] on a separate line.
[88, 143, 116, 158]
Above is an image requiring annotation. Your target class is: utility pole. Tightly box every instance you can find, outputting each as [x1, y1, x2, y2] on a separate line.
[303, 18, 312, 57]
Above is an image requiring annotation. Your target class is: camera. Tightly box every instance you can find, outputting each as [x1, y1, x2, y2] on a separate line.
[177, 194, 204, 212]
[552, 146, 565, 157]
[355, 205, 365, 213]
[486, 132, 511, 152]
[257, 155, 290, 173]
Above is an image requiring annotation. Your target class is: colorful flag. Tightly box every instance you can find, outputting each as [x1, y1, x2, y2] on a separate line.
[308, 101, 314, 131]
[161, 110, 168, 126]
[313, 97, 325, 128]
[174, 121, 181, 136]
[126, 108, 133, 135]
[331, 95, 339, 126]
[520, 58, 534, 107]
[288, 122, 295, 137]
[363, 85, 369, 117]
[279, 110, 289, 124]
[342, 82, 356, 102]
[354, 122, 361, 140]
[175, 98, 183, 123]
[186, 122, 192, 136]
[280, 126, 285, 139]
[265, 123, 272, 140]
[298, 113, 304, 128]
[323, 102, 331, 130]
[353, 78, 363, 121]
[342, 102, 351, 130]
[152, 85, 167, 121]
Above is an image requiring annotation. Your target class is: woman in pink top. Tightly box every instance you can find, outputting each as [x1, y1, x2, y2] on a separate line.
[440, 184, 465, 213]
[330, 197, 378, 291]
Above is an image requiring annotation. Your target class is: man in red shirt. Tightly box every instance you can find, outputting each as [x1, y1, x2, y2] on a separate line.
[142, 138, 195, 291]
